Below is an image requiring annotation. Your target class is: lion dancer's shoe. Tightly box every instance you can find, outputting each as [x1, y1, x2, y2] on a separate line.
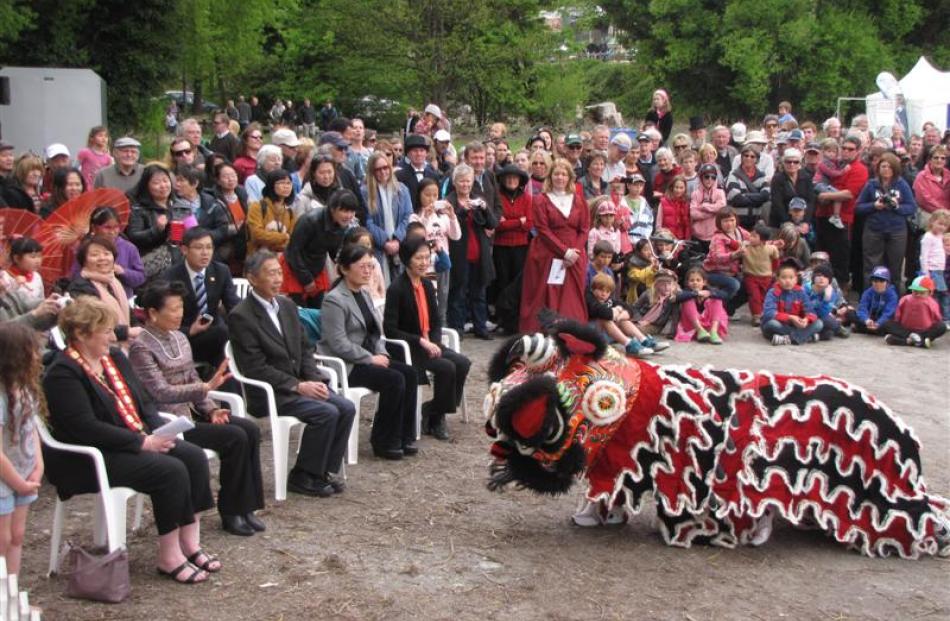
[572, 499, 628, 527]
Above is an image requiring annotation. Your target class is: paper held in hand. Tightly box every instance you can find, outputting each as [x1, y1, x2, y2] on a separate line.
[153, 416, 195, 438]
[547, 258, 567, 285]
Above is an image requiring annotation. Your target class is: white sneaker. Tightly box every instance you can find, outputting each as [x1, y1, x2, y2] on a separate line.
[604, 506, 628, 525]
[571, 501, 603, 527]
[650, 340, 671, 352]
[750, 509, 775, 546]
[771, 334, 790, 346]
[485, 320, 497, 332]
[828, 215, 845, 229]
[463, 322, 474, 333]
[908, 333, 922, 347]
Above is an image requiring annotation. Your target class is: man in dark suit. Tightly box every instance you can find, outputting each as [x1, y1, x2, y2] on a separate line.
[396, 134, 442, 211]
[161, 227, 240, 369]
[228, 250, 355, 497]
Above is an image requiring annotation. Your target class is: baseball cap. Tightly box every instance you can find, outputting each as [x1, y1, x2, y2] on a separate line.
[596, 202, 616, 215]
[565, 134, 583, 146]
[787, 129, 804, 142]
[433, 129, 452, 142]
[45, 143, 70, 160]
[870, 266, 891, 282]
[271, 128, 300, 147]
[788, 197, 807, 211]
[805, 141, 821, 153]
[625, 172, 645, 184]
[731, 122, 747, 144]
[610, 134, 632, 152]
[424, 103, 443, 118]
[318, 131, 349, 149]
[745, 131, 767, 145]
[113, 136, 141, 149]
[908, 275, 935, 292]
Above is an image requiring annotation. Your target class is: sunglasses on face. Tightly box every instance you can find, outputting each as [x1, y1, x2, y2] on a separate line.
[172, 150, 191, 157]
[785, 160, 801, 165]
[673, 144, 687, 150]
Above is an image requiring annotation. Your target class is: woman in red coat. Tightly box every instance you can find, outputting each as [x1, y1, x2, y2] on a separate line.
[519, 159, 590, 333]
[493, 164, 534, 333]
[656, 174, 691, 241]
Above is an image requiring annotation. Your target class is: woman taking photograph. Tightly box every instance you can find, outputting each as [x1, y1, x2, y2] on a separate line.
[246, 169, 296, 255]
[384, 237, 471, 441]
[856, 152, 917, 292]
[519, 159, 590, 333]
[361, 151, 412, 285]
[43, 297, 220, 584]
[129, 281, 265, 537]
[40, 167, 86, 218]
[200, 162, 248, 274]
[318, 244, 418, 460]
[67, 236, 141, 344]
[409, 178, 460, 323]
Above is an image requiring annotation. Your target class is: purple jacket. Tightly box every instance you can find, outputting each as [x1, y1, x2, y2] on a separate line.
[71, 236, 146, 297]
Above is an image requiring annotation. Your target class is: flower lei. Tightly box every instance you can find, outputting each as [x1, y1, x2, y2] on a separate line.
[66, 347, 145, 433]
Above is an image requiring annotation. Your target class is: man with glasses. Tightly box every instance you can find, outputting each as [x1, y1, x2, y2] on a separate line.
[170, 138, 196, 171]
[178, 118, 212, 167]
[564, 134, 585, 178]
[93, 136, 144, 193]
[815, 135, 868, 289]
[210, 113, 242, 162]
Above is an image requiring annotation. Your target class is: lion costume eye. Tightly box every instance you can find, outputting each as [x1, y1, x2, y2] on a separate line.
[580, 380, 627, 426]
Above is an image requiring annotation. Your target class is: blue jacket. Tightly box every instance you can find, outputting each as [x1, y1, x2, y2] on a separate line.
[360, 182, 413, 255]
[856, 284, 898, 323]
[855, 177, 917, 234]
[804, 282, 843, 318]
[762, 284, 817, 324]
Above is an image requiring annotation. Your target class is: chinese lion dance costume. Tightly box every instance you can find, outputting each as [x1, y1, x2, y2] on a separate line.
[484, 322, 950, 559]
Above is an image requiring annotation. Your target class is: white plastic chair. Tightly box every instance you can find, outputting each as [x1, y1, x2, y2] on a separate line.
[50, 326, 66, 351]
[413, 327, 470, 434]
[232, 278, 251, 299]
[36, 415, 144, 576]
[311, 354, 372, 465]
[225, 342, 304, 501]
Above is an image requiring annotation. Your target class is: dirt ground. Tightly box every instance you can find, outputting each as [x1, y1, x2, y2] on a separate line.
[19, 317, 950, 620]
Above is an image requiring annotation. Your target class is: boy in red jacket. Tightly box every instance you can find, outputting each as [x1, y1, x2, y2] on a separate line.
[882, 276, 947, 348]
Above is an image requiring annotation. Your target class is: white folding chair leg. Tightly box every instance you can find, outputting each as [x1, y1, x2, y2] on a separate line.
[131, 494, 145, 532]
[345, 390, 371, 465]
[416, 385, 424, 440]
[48, 499, 66, 575]
[272, 422, 291, 502]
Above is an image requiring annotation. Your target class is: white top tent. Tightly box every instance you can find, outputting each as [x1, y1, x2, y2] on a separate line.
[866, 56, 950, 137]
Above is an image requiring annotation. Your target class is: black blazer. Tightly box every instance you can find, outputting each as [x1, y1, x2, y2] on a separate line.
[396, 164, 442, 211]
[161, 260, 240, 330]
[42, 349, 166, 498]
[227, 294, 329, 416]
[383, 273, 442, 378]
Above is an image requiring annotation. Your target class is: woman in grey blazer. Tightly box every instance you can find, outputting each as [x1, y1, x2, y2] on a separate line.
[318, 244, 418, 460]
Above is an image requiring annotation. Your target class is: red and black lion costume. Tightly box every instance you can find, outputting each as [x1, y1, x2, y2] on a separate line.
[484, 322, 950, 559]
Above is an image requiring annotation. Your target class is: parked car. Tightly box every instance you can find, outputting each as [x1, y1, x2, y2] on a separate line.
[164, 90, 220, 114]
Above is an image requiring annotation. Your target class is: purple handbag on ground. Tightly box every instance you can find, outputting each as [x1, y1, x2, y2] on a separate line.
[61, 542, 130, 603]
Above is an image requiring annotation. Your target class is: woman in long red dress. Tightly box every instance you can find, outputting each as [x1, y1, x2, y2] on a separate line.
[519, 159, 590, 333]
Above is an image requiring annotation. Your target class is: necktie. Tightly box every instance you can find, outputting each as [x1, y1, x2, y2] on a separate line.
[194, 273, 208, 316]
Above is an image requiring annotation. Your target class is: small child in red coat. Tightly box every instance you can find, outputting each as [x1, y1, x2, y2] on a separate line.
[882, 276, 947, 348]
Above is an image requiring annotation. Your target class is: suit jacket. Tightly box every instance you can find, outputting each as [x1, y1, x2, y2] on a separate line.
[396, 164, 442, 211]
[317, 283, 386, 369]
[383, 273, 442, 378]
[162, 260, 240, 331]
[228, 294, 329, 415]
[42, 348, 166, 498]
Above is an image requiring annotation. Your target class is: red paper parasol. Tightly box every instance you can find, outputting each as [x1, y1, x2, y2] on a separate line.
[0, 208, 44, 269]
[35, 188, 130, 285]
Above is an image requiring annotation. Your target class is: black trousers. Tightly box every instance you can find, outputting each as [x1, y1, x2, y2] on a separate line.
[419, 348, 471, 416]
[880, 320, 947, 342]
[491, 244, 528, 312]
[816, 217, 852, 288]
[103, 440, 213, 535]
[845, 309, 885, 335]
[184, 417, 264, 516]
[348, 360, 417, 450]
[281, 393, 356, 477]
[188, 322, 229, 368]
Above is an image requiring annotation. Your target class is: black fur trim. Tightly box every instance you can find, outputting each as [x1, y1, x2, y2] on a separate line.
[487, 443, 585, 495]
[488, 334, 527, 383]
[494, 375, 562, 447]
[548, 321, 607, 360]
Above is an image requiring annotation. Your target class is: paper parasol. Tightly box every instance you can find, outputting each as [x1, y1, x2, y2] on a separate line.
[35, 188, 131, 285]
[0, 208, 44, 269]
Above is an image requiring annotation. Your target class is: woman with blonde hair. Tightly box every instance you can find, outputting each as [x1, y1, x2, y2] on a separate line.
[519, 158, 590, 332]
[645, 89, 673, 142]
[360, 151, 412, 285]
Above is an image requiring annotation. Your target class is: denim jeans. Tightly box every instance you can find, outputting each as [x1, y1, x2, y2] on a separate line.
[761, 318, 824, 344]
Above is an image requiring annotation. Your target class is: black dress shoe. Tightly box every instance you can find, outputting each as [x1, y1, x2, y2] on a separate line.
[221, 514, 255, 536]
[429, 417, 450, 441]
[287, 470, 334, 497]
[474, 331, 494, 341]
[373, 447, 404, 460]
[402, 441, 419, 456]
[323, 473, 346, 494]
[244, 512, 266, 532]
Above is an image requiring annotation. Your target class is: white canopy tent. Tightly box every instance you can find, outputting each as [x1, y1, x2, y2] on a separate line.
[866, 56, 950, 137]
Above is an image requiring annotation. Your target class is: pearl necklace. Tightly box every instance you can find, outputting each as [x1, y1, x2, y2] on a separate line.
[142, 326, 184, 361]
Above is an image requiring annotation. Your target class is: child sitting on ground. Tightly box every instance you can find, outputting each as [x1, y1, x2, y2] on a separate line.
[625, 238, 659, 303]
[882, 276, 947, 348]
[675, 267, 729, 344]
[742, 224, 781, 326]
[587, 273, 668, 356]
[761, 259, 823, 345]
[813, 138, 850, 229]
[630, 269, 680, 338]
[344, 226, 387, 303]
[1, 238, 45, 308]
[806, 263, 851, 340]
[0, 323, 44, 577]
[846, 266, 898, 336]
[919, 209, 949, 321]
[587, 197, 624, 259]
